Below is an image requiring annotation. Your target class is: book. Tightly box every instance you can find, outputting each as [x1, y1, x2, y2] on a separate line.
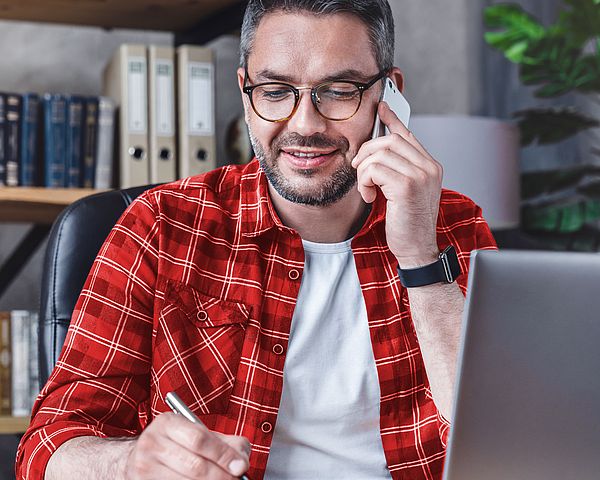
[81, 97, 99, 188]
[103, 44, 150, 188]
[27, 311, 39, 406]
[94, 96, 116, 189]
[0, 93, 5, 186]
[4, 93, 22, 187]
[10, 310, 30, 417]
[42, 93, 68, 188]
[65, 95, 86, 188]
[176, 45, 217, 178]
[148, 45, 177, 183]
[19, 93, 41, 186]
[0, 312, 10, 416]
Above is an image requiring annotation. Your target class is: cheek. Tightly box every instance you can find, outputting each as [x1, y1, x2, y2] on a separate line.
[247, 115, 282, 146]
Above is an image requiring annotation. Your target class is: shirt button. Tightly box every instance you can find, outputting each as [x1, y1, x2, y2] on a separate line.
[197, 310, 208, 321]
[272, 344, 284, 355]
[288, 269, 300, 280]
[261, 421, 273, 433]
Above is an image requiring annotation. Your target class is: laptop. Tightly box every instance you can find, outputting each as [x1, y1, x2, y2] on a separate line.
[443, 249, 600, 480]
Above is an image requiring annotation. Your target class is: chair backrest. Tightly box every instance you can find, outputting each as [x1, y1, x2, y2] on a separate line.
[38, 185, 157, 388]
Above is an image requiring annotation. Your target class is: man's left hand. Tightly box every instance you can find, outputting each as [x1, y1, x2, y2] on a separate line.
[352, 101, 443, 268]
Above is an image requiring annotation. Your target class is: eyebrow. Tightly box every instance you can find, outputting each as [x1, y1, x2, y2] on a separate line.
[253, 68, 378, 84]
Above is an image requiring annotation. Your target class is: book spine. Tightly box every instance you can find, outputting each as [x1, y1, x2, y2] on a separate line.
[5, 93, 22, 187]
[0, 94, 5, 186]
[0, 312, 11, 416]
[27, 311, 39, 410]
[94, 97, 116, 189]
[19, 93, 41, 187]
[10, 310, 30, 417]
[82, 98, 99, 188]
[43, 94, 67, 187]
[65, 95, 85, 188]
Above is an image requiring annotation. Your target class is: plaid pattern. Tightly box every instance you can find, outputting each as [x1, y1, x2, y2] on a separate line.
[16, 159, 496, 480]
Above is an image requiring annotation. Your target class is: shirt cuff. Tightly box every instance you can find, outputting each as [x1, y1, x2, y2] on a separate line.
[16, 421, 109, 480]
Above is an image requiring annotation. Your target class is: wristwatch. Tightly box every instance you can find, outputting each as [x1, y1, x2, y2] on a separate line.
[397, 245, 461, 288]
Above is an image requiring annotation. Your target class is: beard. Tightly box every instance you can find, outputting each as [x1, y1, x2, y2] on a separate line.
[248, 127, 357, 207]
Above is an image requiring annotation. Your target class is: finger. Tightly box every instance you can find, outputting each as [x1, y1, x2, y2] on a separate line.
[155, 445, 239, 480]
[162, 415, 249, 477]
[357, 161, 405, 204]
[218, 433, 252, 457]
[378, 102, 431, 158]
[352, 131, 424, 169]
[356, 150, 422, 184]
[129, 460, 203, 480]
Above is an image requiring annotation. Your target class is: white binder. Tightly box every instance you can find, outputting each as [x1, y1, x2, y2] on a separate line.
[176, 45, 217, 179]
[148, 45, 177, 184]
[103, 44, 150, 188]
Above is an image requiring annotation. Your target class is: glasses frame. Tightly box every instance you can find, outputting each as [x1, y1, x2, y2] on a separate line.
[242, 68, 387, 123]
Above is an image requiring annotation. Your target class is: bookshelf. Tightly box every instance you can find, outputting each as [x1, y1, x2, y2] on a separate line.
[0, 416, 29, 435]
[1, 2, 245, 439]
[0, 187, 101, 224]
[0, 0, 243, 32]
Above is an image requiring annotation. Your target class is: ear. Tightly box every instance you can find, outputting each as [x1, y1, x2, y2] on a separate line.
[237, 67, 252, 120]
[388, 67, 405, 92]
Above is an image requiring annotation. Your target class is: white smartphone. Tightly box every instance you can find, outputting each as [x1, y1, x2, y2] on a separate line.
[371, 77, 411, 139]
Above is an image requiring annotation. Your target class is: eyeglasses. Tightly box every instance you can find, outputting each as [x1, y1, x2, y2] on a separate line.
[243, 68, 386, 123]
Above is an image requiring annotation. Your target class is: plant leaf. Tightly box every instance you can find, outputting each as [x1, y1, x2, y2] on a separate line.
[513, 107, 600, 145]
[483, 4, 546, 63]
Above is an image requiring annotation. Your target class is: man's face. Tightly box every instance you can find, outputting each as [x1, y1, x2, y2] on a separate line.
[238, 12, 382, 207]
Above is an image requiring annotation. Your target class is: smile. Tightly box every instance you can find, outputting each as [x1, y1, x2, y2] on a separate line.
[281, 149, 338, 169]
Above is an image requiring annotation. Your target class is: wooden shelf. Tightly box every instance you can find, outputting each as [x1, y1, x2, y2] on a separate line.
[0, 0, 244, 32]
[0, 187, 104, 224]
[0, 416, 29, 434]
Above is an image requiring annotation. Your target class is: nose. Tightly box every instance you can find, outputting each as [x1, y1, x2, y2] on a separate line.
[286, 89, 327, 137]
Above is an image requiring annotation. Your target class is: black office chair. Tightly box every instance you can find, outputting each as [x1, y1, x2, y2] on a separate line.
[38, 184, 158, 389]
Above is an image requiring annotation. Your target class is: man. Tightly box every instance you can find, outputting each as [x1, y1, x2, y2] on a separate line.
[17, 1, 495, 479]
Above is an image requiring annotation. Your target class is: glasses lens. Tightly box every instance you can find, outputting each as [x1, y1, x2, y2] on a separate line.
[251, 84, 296, 121]
[315, 82, 361, 120]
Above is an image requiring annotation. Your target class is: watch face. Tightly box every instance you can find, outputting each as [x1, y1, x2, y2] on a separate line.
[441, 245, 461, 283]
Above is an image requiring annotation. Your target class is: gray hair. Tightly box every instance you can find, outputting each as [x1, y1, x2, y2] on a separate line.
[239, 0, 395, 72]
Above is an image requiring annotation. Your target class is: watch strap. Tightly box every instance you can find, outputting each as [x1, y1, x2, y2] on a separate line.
[397, 245, 461, 288]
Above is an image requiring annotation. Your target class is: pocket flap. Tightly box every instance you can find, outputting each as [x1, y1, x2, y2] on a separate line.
[166, 281, 250, 327]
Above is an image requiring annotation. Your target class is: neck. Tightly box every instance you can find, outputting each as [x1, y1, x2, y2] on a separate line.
[268, 185, 370, 243]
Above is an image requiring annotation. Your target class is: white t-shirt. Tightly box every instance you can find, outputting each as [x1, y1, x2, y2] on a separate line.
[264, 239, 392, 480]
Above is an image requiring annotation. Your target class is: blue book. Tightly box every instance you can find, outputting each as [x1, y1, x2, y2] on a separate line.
[42, 93, 67, 188]
[4, 93, 22, 187]
[0, 93, 6, 186]
[19, 93, 41, 186]
[65, 95, 85, 188]
[81, 97, 99, 188]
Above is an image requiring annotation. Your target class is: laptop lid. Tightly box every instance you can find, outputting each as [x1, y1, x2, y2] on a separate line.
[443, 249, 600, 480]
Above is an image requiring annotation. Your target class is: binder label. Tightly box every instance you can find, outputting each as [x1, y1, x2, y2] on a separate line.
[128, 56, 148, 134]
[156, 59, 175, 136]
[188, 62, 214, 136]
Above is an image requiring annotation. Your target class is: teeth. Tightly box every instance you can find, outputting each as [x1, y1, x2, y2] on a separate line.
[290, 152, 323, 158]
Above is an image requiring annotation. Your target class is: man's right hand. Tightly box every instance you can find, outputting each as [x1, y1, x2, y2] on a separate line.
[124, 412, 251, 479]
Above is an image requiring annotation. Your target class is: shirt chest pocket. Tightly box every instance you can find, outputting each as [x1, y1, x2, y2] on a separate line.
[154, 281, 251, 415]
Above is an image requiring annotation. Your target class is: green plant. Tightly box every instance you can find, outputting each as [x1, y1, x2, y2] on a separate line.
[484, 0, 600, 147]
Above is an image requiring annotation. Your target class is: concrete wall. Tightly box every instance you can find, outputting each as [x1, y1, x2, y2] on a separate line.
[0, 2, 485, 311]
[391, 0, 484, 115]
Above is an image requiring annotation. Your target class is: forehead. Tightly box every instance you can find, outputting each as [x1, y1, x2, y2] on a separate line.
[248, 11, 379, 81]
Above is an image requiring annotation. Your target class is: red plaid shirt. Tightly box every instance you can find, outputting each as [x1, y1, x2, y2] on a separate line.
[17, 159, 496, 480]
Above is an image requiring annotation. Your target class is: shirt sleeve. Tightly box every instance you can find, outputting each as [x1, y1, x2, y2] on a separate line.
[15, 191, 161, 480]
[435, 192, 498, 445]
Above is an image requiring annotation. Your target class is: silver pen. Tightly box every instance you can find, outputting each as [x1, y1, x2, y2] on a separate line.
[165, 391, 251, 480]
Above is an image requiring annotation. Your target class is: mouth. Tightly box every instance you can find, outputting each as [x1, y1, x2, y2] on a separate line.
[280, 148, 339, 169]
